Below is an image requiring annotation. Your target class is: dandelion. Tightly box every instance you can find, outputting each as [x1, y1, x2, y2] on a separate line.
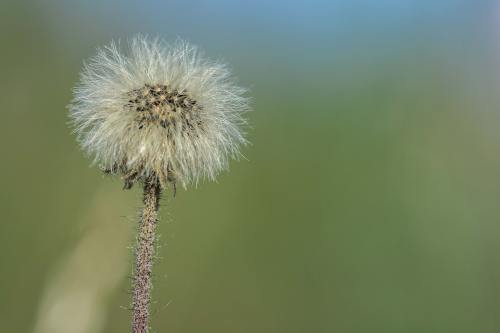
[68, 35, 249, 333]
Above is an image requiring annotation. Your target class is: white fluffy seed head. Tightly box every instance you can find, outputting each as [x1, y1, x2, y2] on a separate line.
[69, 36, 250, 189]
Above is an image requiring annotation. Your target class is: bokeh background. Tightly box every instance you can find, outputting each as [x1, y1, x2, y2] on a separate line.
[2, 0, 500, 332]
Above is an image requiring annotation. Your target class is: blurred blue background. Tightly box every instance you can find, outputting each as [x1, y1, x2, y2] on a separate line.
[2, 0, 500, 332]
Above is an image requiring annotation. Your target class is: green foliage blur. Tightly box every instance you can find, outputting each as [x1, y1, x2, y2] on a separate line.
[2, 1, 500, 332]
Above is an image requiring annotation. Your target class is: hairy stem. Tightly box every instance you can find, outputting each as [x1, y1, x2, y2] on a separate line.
[132, 179, 162, 333]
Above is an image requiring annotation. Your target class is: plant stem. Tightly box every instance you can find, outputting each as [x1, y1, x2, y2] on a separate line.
[132, 179, 162, 333]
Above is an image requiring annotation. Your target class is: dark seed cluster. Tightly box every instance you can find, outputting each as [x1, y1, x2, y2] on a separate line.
[126, 84, 202, 131]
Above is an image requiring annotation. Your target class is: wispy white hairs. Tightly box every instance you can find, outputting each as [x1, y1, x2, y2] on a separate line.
[69, 35, 249, 189]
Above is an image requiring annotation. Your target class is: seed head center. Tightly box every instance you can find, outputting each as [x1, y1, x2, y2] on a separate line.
[127, 84, 200, 130]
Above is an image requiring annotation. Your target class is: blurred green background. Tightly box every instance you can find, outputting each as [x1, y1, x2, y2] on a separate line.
[2, 0, 500, 332]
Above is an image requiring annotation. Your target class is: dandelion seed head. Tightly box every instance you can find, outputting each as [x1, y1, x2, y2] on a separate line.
[69, 35, 249, 189]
